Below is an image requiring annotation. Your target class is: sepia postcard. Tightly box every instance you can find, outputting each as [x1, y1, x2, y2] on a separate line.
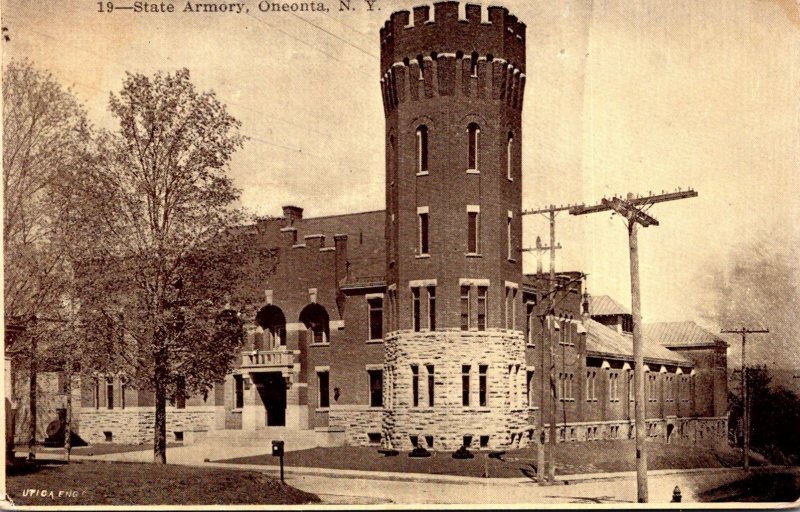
[2, 0, 799, 508]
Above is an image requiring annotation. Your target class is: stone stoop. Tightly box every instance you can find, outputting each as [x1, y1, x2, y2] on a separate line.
[191, 428, 320, 452]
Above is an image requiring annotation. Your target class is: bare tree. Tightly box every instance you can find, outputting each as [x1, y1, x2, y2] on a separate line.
[3, 60, 92, 453]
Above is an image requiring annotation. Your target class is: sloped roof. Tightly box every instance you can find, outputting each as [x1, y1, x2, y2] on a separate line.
[643, 321, 729, 348]
[589, 295, 630, 316]
[585, 318, 691, 366]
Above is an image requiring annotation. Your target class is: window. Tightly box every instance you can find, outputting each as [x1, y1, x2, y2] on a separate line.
[416, 125, 429, 174]
[647, 374, 657, 402]
[368, 297, 383, 340]
[427, 286, 436, 330]
[506, 132, 514, 180]
[477, 286, 488, 331]
[526, 302, 535, 346]
[560, 373, 574, 401]
[629, 371, 634, 402]
[460, 285, 471, 331]
[527, 369, 535, 407]
[418, 208, 429, 255]
[411, 365, 419, 407]
[505, 286, 517, 330]
[369, 369, 383, 407]
[256, 305, 287, 347]
[479, 365, 488, 407]
[467, 207, 480, 254]
[93, 378, 100, 409]
[470, 51, 478, 77]
[234, 375, 244, 409]
[609, 373, 619, 402]
[299, 303, 330, 344]
[507, 212, 514, 260]
[412, 288, 421, 332]
[462, 365, 471, 407]
[175, 376, 186, 409]
[317, 371, 330, 408]
[426, 365, 435, 407]
[586, 371, 596, 402]
[467, 123, 480, 170]
[106, 378, 114, 410]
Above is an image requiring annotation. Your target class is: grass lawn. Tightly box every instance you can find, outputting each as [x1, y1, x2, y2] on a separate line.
[697, 471, 800, 502]
[6, 460, 321, 506]
[222, 440, 761, 479]
[16, 442, 181, 457]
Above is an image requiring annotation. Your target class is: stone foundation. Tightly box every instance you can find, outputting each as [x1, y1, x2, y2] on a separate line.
[533, 416, 729, 446]
[328, 406, 383, 446]
[383, 329, 528, 451]
[78, 406, 215, 445]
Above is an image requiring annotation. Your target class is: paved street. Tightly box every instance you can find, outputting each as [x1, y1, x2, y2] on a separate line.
[51, 444, 785, 505]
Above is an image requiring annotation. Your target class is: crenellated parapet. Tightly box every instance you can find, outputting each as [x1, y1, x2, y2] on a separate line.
[380, 3, 525, 116]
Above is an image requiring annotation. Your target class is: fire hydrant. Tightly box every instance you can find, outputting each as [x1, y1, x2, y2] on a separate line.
[672, 485, 682, 503]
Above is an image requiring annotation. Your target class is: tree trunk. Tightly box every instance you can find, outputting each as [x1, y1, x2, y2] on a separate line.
[28, 336, 37, 458]
[64, 366, 72, 462]
[153, 369, 168, 464]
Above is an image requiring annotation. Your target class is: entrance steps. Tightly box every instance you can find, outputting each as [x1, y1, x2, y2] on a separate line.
[191, 427, 341, 452]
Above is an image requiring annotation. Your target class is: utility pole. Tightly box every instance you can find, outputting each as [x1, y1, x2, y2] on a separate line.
[521, 236, 562, 274]
[522, 204, 572, 483]
[570, 189, 698, 503]
[720, 327, 768, 472]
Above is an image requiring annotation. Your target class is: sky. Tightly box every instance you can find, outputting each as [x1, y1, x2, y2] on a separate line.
[3, 0, 799, 366]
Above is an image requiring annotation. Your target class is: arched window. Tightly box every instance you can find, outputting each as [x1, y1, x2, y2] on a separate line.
[255, 305, 287, 348]
[416, 125, 428, 174]
[467, 123, 480, 171]
[299, 303, 330, 345]
[507, 132, 514, 180]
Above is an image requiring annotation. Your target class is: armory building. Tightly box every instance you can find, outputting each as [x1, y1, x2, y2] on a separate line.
[22, 2, 729, 451]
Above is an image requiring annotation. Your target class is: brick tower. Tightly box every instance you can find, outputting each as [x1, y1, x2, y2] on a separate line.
[380, 2, 528, 450]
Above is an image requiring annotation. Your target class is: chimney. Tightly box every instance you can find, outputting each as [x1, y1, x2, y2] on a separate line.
[282, 205, 304, 226]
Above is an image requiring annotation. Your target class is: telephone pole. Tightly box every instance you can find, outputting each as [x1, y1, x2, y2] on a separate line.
[721, 327, 769, 472]
[570, 189, 698, 503]
[521, 236, 562, 274]
[522, 203, 572, 483]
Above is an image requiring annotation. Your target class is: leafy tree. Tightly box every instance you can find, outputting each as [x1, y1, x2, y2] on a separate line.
[3, 60, 92, 453]
[67, 69, 272, 463]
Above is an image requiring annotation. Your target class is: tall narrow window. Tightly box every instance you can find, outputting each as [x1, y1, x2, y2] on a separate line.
[106, 378, 114, 410]
[416, 125, 428, 174]
[467, 123, 480, 171]
[479, 365, 488, 407]
[412, 288, 421, 332]
[234, 375, 244, 409]
[411, 365, 419, 407]
[507, 212, 514, 260]
[427, 286, 436, 331]
[629, 371, 634, 402]
[318, 371, 330, 408]
[462, 365, 471, 407]
[507, 132, 514, 180]
[527, 369, 535, 407]
[418, 208, 429, 255]
[460, 285, 471, 331]
[586, 371, 596, 401]
[470, 51, 479, 77]
[467, 208, 480, 253]
[526, 302, 535, 345]
[477, 286, 488, 331]
[369, 369, 383, 407]
[368, 297, 383, 340]
[426, 365, 435, 407]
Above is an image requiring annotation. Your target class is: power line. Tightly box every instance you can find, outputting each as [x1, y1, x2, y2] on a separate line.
[290, 13, 378, 59]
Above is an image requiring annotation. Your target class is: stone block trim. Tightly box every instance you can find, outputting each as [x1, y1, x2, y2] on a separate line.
[328, 406, 383, 446]
[383, 329, 527, 451]
[78, 407, 215, 445]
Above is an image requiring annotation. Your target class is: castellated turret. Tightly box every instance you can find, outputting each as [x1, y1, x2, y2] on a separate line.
[381, 2, 529, 451]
